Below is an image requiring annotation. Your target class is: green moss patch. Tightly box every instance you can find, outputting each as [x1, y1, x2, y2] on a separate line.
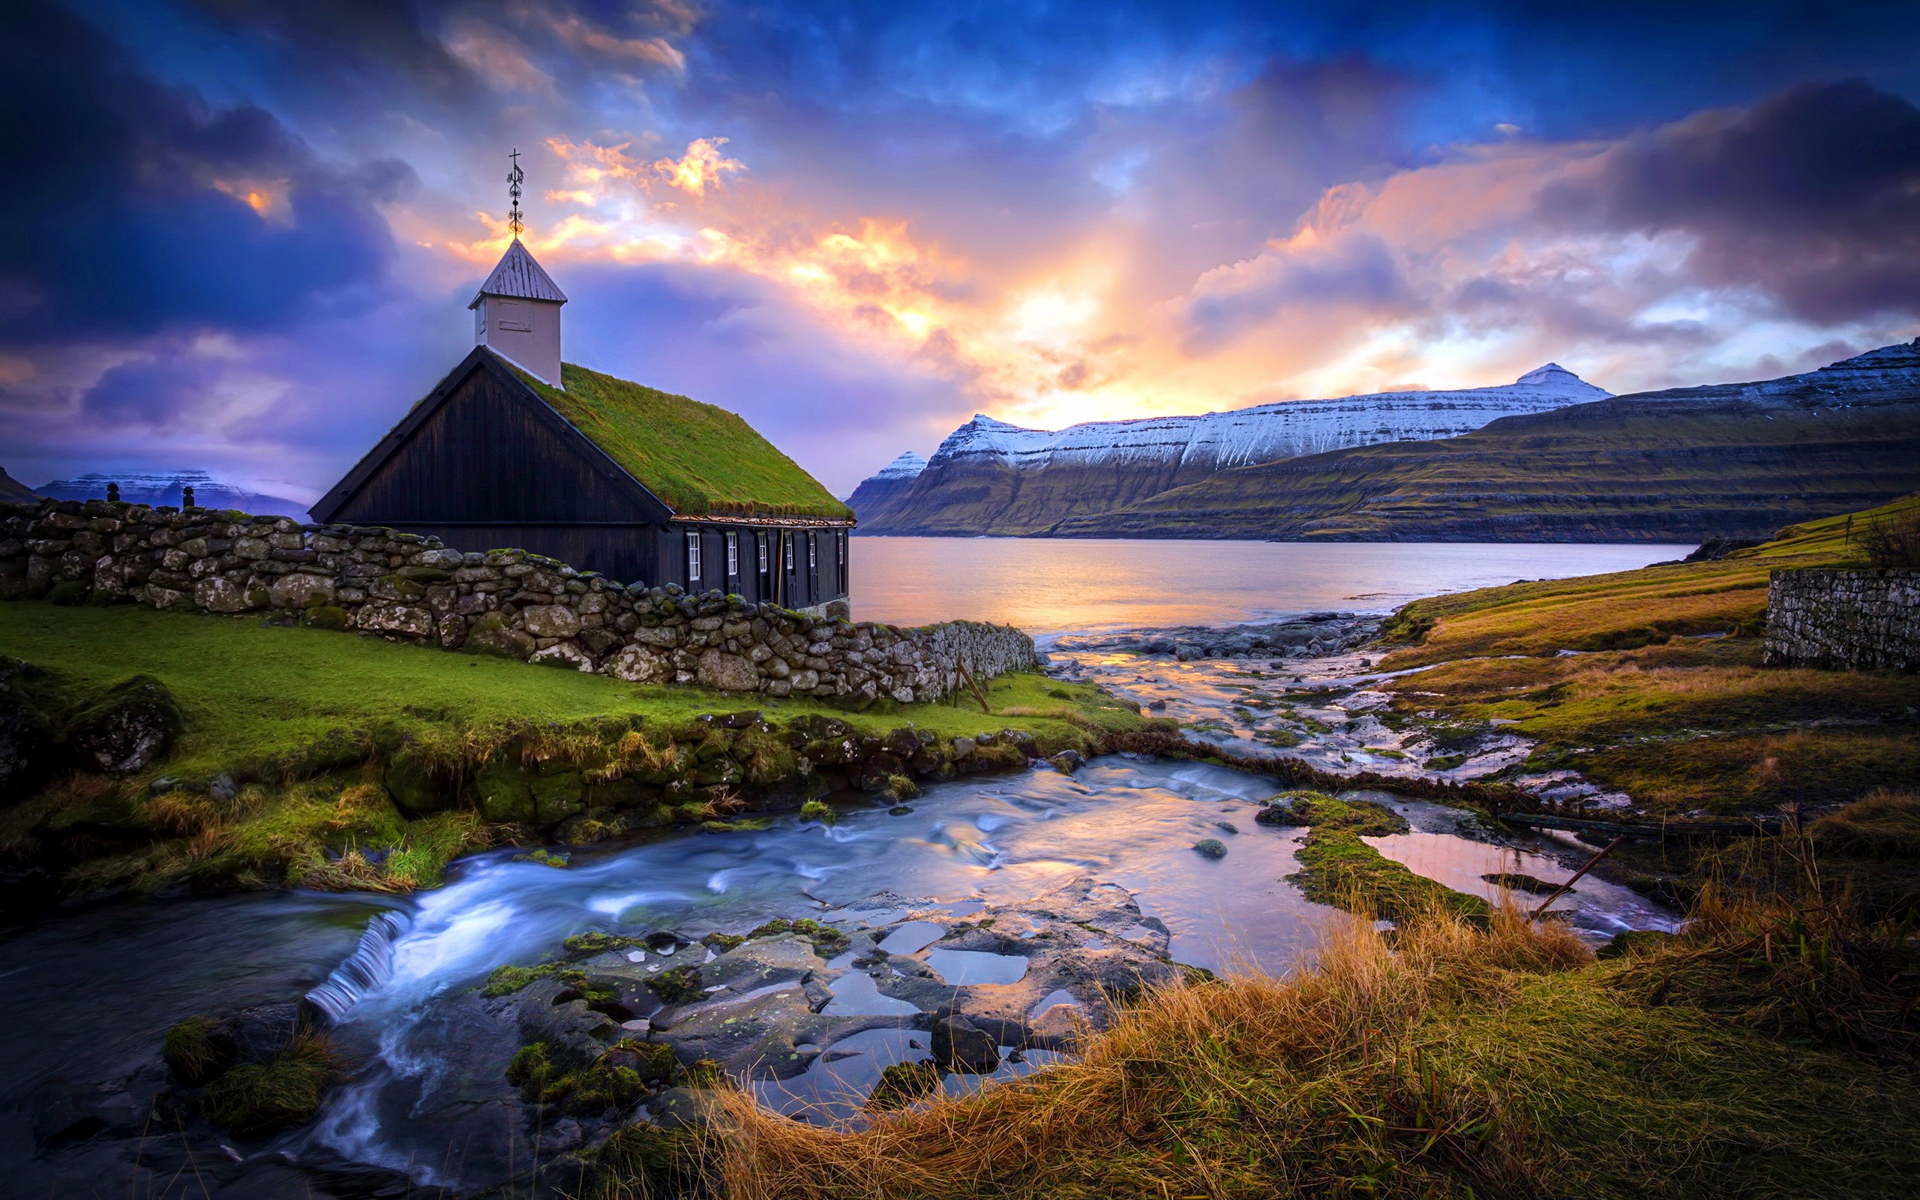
[198, 1032, 341, 1136]
[523, 363, 853, 521]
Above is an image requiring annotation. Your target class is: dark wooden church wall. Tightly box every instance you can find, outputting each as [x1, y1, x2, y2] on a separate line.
[329, 366, 675, 582]
[333, 368, 670, 526]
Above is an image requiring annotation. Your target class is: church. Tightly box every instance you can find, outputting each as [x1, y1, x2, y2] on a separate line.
[312, 206, 855, 613]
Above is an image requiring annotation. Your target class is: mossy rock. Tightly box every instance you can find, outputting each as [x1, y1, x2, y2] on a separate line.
[483, 962, 561, 997]
[384, 748, 450, 815]
[649, 965, 705, 1004]
[46, 580, 90, 606]
[163, 1015, 237, 1087]
[198, 1035, 339, 1136]
[532, 770, 586, 825]
[474, 759, 535, 823]
[68, 674, 182, 775]
[866, 1060, 941, 1111]
[798, 799, 836, 826]
[1193, 838, 1228, 860]
[302, 605, 350, 632]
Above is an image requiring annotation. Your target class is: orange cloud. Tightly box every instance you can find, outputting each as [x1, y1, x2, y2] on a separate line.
[651, 137, 747, 197]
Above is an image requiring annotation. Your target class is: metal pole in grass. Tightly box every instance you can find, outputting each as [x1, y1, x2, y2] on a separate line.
[1532, 836, 1625, 921]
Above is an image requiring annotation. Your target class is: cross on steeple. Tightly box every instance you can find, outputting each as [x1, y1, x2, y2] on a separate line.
[507, 148, 524, 239]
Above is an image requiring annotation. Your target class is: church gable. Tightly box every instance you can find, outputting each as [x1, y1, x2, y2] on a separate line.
[314, 349, 671, 526]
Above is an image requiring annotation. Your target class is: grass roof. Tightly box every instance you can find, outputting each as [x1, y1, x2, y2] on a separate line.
[518, 362, 853, 522]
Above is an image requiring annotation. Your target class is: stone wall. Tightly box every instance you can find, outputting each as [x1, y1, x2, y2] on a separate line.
[0, 498, 1038, 705]
[1763, 567, 1920, 671]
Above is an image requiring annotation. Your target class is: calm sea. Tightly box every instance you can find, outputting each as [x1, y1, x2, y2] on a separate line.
[849, 537, 1693, 636]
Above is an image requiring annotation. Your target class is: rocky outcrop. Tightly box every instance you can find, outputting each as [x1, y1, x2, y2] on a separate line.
[1052, 615, 1379, 662]
[0, 498, 1038, 707]
[860, 365, 1610, 536]
[1764, 568, 1920, 670]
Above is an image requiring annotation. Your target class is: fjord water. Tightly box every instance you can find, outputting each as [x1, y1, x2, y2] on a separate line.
[0, 538, 1688, 1193]
[849, 537, 1691, 631]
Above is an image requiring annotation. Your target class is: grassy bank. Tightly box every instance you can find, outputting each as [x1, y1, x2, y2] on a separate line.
[699, 883, 1920, 1199]
[0, 601, 1147, 899]
[1374, 493, 1920, 815]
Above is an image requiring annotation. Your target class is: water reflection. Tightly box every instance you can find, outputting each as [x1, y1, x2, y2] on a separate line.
[851, 537, 1691, 632]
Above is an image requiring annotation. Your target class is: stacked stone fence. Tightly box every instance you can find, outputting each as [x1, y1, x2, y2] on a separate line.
[0, 498, 1038, 705]
[1763, 568, 1919, 671]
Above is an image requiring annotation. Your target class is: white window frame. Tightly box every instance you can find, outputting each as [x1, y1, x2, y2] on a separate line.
[725, 532, 739, 576]
[784, 536, 794, 571]
[807, 535, 817, 569]
[756, 533, 769, 572]
[686, 531, 701, 581]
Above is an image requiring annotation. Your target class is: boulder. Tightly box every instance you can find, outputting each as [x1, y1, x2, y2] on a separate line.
[193, 576, 258, 613]
[930, 1011, 999, 1074]
[522, 605, 581, 639]
[530, 641, 595, 672]
[268, 573, 335, 610]
[696, 649, 759, 692]
[70, 675, 181, 775]
[606, 644, 671, 684]
[357, 600, 436, 638]
[465, 612, 537, 660]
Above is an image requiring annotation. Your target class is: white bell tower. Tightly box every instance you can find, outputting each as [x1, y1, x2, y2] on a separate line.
[469, 151, 567, 388]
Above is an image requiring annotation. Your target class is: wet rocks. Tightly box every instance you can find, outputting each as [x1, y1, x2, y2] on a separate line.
[1054, 613, 1381, 663]
[1192, 838, 1227, 859]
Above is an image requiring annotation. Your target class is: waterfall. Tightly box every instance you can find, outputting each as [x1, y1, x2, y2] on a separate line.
[305, 910, 412, 1024]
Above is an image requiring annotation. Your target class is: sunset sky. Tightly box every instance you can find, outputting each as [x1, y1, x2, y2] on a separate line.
[4, 0, 1919, 501]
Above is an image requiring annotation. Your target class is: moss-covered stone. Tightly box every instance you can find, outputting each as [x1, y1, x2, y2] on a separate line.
[866, 1060, 941, 1111]
[384, 748, 448, 814]
[162, 1015, 236, 1087]
[198, 1034, 339, 1136]
[474, 759, 535, 823]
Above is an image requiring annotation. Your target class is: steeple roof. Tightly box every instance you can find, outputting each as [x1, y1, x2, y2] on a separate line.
[468, 239, 568, 307]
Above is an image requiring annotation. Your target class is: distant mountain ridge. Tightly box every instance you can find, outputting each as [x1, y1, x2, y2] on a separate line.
[843, 451, 926, 529]
[1056, 340, 1920, 542]
[0, 468, 40, 503]
[854, 364, 1611, 535]
[34, 471, 310, 518]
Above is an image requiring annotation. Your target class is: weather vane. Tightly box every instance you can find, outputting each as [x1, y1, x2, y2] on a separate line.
[507, 148, 524, 239]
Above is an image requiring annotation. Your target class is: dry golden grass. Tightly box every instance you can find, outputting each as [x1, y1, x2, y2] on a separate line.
[708, 906, 1591, 1200]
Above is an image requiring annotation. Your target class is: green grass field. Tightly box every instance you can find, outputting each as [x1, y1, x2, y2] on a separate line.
[0, 602, 1144, 896]
[0, 602, 1136, 782]
[1375, 494, 1920, 815]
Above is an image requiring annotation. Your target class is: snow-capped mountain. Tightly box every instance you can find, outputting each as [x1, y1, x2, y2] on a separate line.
[845, 452, 928, 525]
[930, 364, 1607, 475]
[861, 364, 1611, 535]
[33, 470, 310, 518]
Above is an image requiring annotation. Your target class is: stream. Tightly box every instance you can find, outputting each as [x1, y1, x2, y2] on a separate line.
[1, 542, 1688, 1197]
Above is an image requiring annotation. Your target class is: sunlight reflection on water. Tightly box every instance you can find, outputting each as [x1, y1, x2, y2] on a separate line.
[851, 537, 1691, 634]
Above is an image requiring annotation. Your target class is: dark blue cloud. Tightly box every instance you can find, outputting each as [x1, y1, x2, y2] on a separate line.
[0, 0, 413, 342]
[1541, 79, 1920, 322]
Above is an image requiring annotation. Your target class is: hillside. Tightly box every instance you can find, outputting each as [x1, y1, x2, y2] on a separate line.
[0, 468, 40, 503]
[843, 451, 925, 526]
[1058, 341, 1920, 541]
[857, 365, 1608, 535]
